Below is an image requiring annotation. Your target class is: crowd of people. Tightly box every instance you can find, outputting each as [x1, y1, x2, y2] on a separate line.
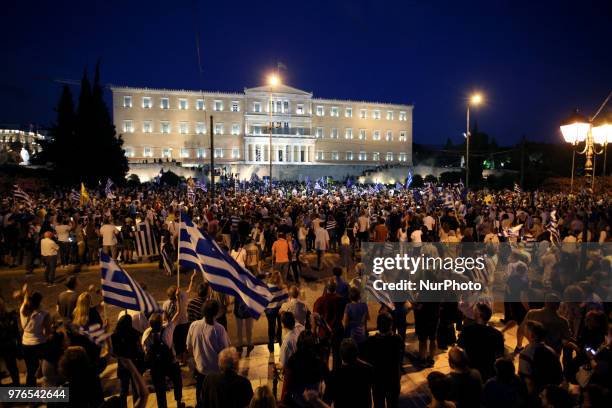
[0, 180, 610, 407]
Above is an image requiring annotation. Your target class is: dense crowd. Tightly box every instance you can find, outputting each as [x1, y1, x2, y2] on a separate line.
[0, 180, 611, 408]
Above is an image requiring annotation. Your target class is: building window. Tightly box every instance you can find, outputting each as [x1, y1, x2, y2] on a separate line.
[346, 151, 353, 161]
[124, 147, 134, 157]
[214, 148, 223, 158]
[214, 100, 223, 111]
[231, 123, 240, 135]
[331, 128, 338, 139]
[359, 129, 366, 140]
[123, 96, 132, 108]
[399, 111, 407, 121]
[180, 148, 189, 158]
[178, 98, 188, 110]
[197, 148, 206, 158]
[359, 151, 367, 161]
[399, 152, 407, 162]
[345, 107, 353, 118]
[255, 145, 261, 162]
[231, 101, 240, 112]
[373, 110, 381, 120]
[399, 131, 407, 142]
[123, 120, 134, 133]
[386, 130, 393, 141]
[232, 148, 240, 159]
[296, 104, 304, 115]
[373, 130, 381, 141]
[179, 122, 189, 135]
[160, 121, 170, 134]
[331, 107, 339, 117]
[142, 97, 152, 109]
[143, 121, 152, 133]
[360, 109, 367, 119]
[345, 128, 353, 139]
[386, 152, 393, 161]
[253, 102, 261, 113]
[196, 122, 206, 135]
[283, 101, 289, 113]
[160, 98, 169, 110]
[316, 106, 324, 116]
[143, 146, 153, 157]
[161, 148, 172, 158]
[373, 152, 380, 161]
[196, 99, 205, 110]
[315, 127, 323, 138]
[316, 151, 324, 160]
[214, 123, 224, 135]
[386, 111, 394, 120]
[331, 151, 339, 161]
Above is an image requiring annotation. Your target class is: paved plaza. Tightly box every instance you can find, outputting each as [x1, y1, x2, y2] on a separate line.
[0, 251, 522, 408]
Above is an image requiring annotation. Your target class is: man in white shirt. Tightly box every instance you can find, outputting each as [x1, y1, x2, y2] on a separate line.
[279, 311, 305, 369]
[99, 218, 118, 259]
[40, 231, 59, 285]
[314, 225, 329, 270]
[186, 299, 231, 407]
[423, 213, 436, 232]
[54, 217, 73, 267]
[357, 210, 370, 249]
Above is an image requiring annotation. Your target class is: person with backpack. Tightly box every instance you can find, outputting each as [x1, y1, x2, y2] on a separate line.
[519, 320, 563, 400]
[142, 291, 185, 408]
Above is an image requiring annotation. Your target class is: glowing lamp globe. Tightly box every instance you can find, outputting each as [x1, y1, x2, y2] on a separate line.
[592, 120, 612, 145]
[560, 109, 589, 144]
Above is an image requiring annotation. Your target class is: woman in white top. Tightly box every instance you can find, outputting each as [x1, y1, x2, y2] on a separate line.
[19, 284, 51, 386]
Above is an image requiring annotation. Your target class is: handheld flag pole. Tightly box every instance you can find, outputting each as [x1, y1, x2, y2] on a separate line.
[177, 211, 181, 288]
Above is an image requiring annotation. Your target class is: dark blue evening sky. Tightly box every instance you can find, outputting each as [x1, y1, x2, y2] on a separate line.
[1, 0, 611, 145]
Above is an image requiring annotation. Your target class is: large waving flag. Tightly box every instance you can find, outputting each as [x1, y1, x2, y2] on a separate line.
[405, 171, 413, 189]
[179, 213, 272, 318]
[100, 252, 161, 315]
[105, 178, 116, 199]
[13, 184, 33, 207]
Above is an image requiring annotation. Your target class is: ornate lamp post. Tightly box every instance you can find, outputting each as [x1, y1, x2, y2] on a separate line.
[465, 93, 483, 190]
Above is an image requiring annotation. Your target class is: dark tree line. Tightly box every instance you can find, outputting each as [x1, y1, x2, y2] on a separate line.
[36, 62, 128, 186]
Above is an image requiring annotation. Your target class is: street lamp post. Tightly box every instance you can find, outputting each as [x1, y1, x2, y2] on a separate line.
[465, 93, 482, 190]
[268, 74, 279, 194]
[560, 108, 612, 191]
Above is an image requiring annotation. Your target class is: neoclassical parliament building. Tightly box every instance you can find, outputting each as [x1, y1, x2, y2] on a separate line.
[111, 83, 413, 180]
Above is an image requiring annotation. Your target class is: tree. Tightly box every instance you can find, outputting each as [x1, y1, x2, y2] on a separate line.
[160, 170, 182, 186]
[440, 171, 462, 184]
[424, 174, 438, 184]
[411, 174, 424, 188]
[36, 85, 77, 182]
[126, 174, 141, 187]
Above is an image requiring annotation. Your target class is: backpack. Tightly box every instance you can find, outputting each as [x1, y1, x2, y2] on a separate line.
[144, 331, 173, 367]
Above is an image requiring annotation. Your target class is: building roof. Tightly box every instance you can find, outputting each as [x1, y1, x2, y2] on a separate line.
[244, 84, 312, 96]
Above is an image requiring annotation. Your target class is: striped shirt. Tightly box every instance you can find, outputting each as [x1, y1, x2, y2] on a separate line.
[187, 296, 206, 322]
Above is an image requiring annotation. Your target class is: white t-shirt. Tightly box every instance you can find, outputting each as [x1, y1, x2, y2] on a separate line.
[410, 229, 423, 243]
[423, 216, 436, 231]
[99, 224, 118, 246]
[55, 224, 72, 242]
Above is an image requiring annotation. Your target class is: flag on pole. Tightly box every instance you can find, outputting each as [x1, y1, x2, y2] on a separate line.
[105, 178, 116, 199]
[100, 252, 161, 315]
[546, 210, 561, 244]
[80, 183, 90, 207]
[395, 181, 403, 190]
[405, 171, 413, 189]
[13, 184, 33, 207]
[134, 220, 159, 257]
[513, 182, 522, 194]
[178, 213, 272, 318]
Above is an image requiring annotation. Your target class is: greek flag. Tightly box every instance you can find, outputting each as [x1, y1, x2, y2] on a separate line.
[546, 210, 561, 244]
[266, 285, 289, 310]
[70, 189, 80, 203]
[179, 213, 272, 318]
[195, 180, 207, 192]
[100, 252, 161, 315]
[395, 181, 403, 190]
[513, 182, 522, 194]
[105, 178, 116, 199]
[405, 171, 413, 188]
[79, 323, 111, 346]
[134, 221, 159, 257]
[187, 185, 195, 203]
[13, 184, 33, 207]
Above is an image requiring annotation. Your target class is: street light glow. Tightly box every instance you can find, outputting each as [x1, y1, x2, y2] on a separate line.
[470, 93, 483, 105]
[268, 74, 280, 87]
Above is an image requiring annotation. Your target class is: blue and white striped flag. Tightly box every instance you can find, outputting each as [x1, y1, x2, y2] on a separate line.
[179, 213, 272, 318]
[187, 184, 195, 203]
[13, 184, 33, 207]
[405, 171, 413, 189]
[79, 323, 112, 346]
[105, 178, 116, 199]
[134, 221, 159, 257]
[100, 252, 161, 315]
[266, 285, 289, 310]
[70, 189, 80, 203]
